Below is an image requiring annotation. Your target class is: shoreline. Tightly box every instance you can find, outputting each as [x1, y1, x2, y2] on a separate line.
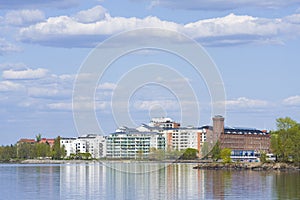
[1, 159, 300, 171]
[193, 162, 300, 171]
[1, 159, 206, 164]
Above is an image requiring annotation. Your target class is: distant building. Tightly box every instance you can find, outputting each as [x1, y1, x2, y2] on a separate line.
[60, 134, 106, 159]
[60, 137, 76, 157]
[207, 116, 271, 161]
[17, 138, 55, 147]
[17, 139, 36, 144]
[39, 138, 55, 147]
[137, 118, 206, 157]
[106, 127, 165, 159]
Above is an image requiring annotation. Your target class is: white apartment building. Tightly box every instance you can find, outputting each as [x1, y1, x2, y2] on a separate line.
[106, 128, 165, 159]
[60, 137, 76, 157]
[138, 118, 206, 154]
[61, 134, 106, 159]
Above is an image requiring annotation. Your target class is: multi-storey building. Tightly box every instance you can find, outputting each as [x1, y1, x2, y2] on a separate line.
[60, 116, 271, 160]
[60, 137, 76, 157]
[204, 116, 271, 160]
[106, 127, 165, 159]
[61, 134, 106, 159]
[139, 118, 206, 156]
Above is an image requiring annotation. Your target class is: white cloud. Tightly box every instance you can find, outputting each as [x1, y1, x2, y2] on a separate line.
[27, 87, 70, 99]
[226, 97, 269, 108]
[74, 5, 107, 23]
[47, 102, 72, 111]
[3, 9, 45, 26]
[283, 95, 300, 106]
[2, 68, 48, 80]
[0, 81, 24, 92]
[98, 82, 116, 90]
[149, 0, 300, 10]
[18, 6, 180, 47]
[0, 38, 21, 55]
[48, 101, 108, 111]
[134, 100, 178, 110]
[17, 6, 300, 47]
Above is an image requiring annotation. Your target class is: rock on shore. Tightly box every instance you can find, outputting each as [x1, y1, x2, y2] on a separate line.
[193, 162, 300, 171]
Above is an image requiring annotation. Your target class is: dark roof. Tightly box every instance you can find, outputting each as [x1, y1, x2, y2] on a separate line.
[224, 128, 268, 135]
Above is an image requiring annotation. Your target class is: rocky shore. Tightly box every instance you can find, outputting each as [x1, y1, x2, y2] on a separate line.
[193, 162, 300, 171]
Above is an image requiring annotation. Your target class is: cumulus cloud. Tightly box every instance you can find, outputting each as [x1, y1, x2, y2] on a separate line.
[0, 38, 21, 55]
[226, 97, 269, 108]
[17, 6, 300, 47]
[2, 68, 48, 80]
[0, 81, 24, 92]
[2, 9, 45, 26]
[74, 5, 107, 23]
[18, 8, 179, 47]
[149, 0, 300, 10]
[282, 95, 300, 106]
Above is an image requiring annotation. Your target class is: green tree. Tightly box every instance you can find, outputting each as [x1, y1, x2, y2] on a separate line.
[17, 143, 35, 159]
[36, 133, 42, 142]
[271, 117, 300, 163]
[201, 142, 209, 159]
[0, 145, 17, 161]
[211, 141, 221, 161]
[276, 117, 297, 131]
[220, 148, 232, 163]
[180, 148, 198, 160]
[260, 152, 267, 163]
[51, 136, 66, 159]
[34, 143, 51, 158]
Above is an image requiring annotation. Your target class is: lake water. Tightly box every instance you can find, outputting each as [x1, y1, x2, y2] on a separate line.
[0, 162, 299, 200]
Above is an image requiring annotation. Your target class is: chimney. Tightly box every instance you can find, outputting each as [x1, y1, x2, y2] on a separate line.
[212, 115, 224, 140]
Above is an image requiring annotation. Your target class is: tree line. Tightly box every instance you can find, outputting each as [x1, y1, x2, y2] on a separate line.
[271, 117, 300, 163]
[0, 136, 65, 161]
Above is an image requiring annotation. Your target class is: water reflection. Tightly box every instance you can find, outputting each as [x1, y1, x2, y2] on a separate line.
[1, 163, 300, 199]
[0, 164, 60, 199]
[60, 162, 204, 199]
[274, 171, 300, 199]
[58, 163, 280, 199]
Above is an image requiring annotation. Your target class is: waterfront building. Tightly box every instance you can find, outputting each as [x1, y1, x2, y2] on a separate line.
[206, 116, 271, 161]
[39, 138, 55, 147]
[17, 138, 36, 145]
[106, 127, 165, 159]
[78, 134, 106, 158]
[60, 137, 76, 157]
[61, 134, 106, 159]
[135, 118, 206, 157]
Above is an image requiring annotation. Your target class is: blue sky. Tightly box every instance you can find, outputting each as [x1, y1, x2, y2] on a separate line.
[1, 0, 300, 145]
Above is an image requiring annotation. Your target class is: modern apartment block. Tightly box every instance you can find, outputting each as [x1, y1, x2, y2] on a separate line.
[61, 134, 106, 159]
[106, 127, 165, 159]
[60, 116, 270, 160]
[140, 117, 206, 153]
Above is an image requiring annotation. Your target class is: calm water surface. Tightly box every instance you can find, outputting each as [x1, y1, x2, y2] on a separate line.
[0, 162, 299, 200]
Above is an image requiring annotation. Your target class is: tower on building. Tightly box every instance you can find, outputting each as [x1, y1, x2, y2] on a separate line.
[212, 115, 224, 140]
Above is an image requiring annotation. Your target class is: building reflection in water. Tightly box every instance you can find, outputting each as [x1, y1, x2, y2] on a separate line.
[60, 162, 206, 199]
[59, 162, 291, 199]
